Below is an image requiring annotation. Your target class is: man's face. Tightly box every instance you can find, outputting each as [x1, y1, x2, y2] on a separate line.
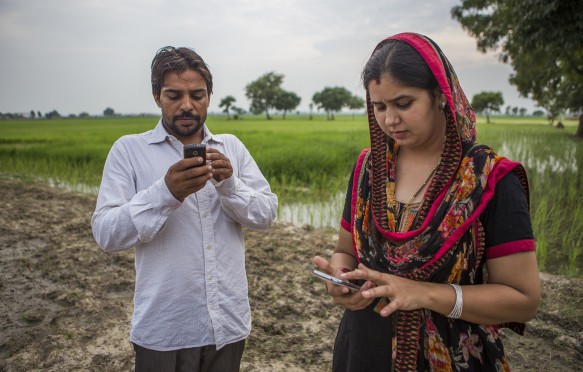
[154, 69, 210, 143]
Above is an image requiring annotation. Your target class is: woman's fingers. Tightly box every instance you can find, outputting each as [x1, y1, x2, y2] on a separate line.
[313, 255, 339, 274]
[312, 257, 381, 310]
[340, 263, 387, 284]
[379, 301, 398, 317]
[312, 255, 331, 272]
[312, 256, 351, 296]
[313, 255, 345, 277]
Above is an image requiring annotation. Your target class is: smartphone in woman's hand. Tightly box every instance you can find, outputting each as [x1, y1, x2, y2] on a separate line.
[312, 269, 361, 291]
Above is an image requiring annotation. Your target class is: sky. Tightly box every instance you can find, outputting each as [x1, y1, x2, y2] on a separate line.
[0, 0, 539, 117]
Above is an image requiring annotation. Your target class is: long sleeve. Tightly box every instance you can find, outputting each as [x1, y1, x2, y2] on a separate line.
[91, 139, 181, 252]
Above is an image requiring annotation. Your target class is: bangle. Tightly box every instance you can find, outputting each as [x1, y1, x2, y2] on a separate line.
[447, 284, 463, 319]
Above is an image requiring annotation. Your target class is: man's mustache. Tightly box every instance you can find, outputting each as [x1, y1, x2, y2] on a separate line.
[174, 113, 200, 121]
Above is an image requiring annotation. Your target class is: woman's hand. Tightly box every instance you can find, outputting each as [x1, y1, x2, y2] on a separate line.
[313, 256, 376, 311]
[340, 263, 431, 317]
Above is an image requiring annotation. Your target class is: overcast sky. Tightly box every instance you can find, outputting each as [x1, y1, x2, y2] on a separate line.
[0, 0, 539, 116]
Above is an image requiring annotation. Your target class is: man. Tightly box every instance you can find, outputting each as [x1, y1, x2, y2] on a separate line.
[91, 46, 278, 371]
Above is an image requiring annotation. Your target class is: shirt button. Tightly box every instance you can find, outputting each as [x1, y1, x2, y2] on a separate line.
[208, 275, 212, 280]
[207, 244, 213, 250]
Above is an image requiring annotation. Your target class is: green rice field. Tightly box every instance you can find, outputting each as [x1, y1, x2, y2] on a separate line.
[1, 114, 581, 277]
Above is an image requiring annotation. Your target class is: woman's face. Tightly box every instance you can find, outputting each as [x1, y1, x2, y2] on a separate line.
[368, 74, 446, 150]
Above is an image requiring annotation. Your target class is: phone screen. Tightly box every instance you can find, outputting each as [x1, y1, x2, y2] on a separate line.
[312, 269, 361, 291]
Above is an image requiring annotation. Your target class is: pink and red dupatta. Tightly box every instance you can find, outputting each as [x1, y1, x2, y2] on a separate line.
[350, 33, 529, 370]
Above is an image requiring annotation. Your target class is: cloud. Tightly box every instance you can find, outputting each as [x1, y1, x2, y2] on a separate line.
[0, 0, 538, 115]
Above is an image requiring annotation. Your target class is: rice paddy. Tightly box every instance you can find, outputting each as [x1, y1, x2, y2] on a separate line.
[1, 114, 581, 277]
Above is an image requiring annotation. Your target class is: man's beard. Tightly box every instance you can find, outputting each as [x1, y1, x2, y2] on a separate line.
[163, 112, 205, 138]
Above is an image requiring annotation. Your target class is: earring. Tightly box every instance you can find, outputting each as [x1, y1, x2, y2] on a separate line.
[441, 101, 446, 109]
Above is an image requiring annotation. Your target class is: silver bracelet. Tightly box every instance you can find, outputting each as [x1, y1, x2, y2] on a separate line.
[447, 283, 463, 319]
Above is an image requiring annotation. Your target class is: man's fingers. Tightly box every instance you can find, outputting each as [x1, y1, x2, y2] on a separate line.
[210, 159, 230, 169]
[182, 165, 212, 180]
[173, 157, 206, 171]
[206, 147, 224, 159]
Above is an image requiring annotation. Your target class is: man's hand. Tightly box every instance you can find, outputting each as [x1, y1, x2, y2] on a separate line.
[165, 157, 213, 202]
[207, 148, 233, 182]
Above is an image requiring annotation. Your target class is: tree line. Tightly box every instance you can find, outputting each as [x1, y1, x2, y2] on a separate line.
[0, 110, 64, 120]
[0, 107, 120, 120]
[0, 89, 542, 124]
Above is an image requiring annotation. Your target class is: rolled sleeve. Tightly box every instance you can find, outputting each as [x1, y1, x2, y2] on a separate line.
[129, 178, 182, 243]
[214, 175, 237, 196]
[92, 138, 181, 252]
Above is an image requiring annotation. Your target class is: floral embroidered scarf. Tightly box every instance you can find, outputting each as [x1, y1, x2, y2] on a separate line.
[350, 33, 529, 370]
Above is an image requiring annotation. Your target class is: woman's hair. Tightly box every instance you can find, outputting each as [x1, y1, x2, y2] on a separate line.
[151, 46, 213, 97]
[362, 39, 438, 94]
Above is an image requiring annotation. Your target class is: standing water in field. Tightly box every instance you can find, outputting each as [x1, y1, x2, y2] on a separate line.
[498, 140, 579, 175]
[47, 178, 100, 195]
[278, 192, 345, 229]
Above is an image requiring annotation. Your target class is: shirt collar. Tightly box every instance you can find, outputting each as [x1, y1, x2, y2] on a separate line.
[148, 119, 223, 145]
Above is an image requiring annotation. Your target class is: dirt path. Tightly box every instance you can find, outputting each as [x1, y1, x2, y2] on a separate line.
[0, 178, 581, 371]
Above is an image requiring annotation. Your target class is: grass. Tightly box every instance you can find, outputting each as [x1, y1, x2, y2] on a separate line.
[0, 114, 581, 277]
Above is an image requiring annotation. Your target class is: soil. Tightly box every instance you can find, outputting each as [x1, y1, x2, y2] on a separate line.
[0, 177, 582, 371]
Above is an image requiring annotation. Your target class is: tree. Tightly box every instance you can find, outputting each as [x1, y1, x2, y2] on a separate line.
[45, 110, 61, 119]
[231, 106, 246, 120]
[312, 87, 353, 120]
[347, 95, 365, 119]
[245, 72, 284, 119]
[103, 107, 115, 117]
[274, 90, 301, 119]
[533, 110, 545, 117]
[519, 108, 527, 117]
[471, 91, 504, 123]
[219, 95, 236, 119]
[452, 0, 583, 138]
[30, 110, 36, 119]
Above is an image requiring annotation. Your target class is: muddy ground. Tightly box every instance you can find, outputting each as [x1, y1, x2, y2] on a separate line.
[0, 177, 582, 371]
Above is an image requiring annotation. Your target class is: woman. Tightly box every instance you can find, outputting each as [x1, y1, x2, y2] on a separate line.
[313, 33, 540, 371]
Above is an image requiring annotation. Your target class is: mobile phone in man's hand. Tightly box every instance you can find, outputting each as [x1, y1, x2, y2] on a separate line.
[312, 269, 361, 291]
[183, 144, 207, 167]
